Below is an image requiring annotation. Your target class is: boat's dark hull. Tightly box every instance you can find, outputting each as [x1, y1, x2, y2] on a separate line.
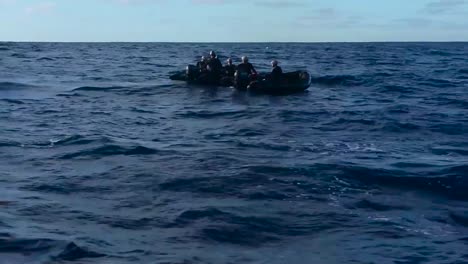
[246, 71, 311, 95]
[170, 65, 311, 95]
[169, 65, 234, 86]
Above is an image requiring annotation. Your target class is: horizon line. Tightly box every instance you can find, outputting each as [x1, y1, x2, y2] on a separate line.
[1, 40, 468, 44]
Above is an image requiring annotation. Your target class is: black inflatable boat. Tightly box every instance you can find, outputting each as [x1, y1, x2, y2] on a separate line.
[170, 64, 311, 95]
[236, 71, 311, 95]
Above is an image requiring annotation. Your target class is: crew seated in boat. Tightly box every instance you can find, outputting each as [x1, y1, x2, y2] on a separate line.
[196, 56, 208, 72]
[269, 60, 283, 82]
[207, 51, 223, 77]
[224, 58, 237, 77]
[236, 56, 257, 76]
[234, 56, 258, 89]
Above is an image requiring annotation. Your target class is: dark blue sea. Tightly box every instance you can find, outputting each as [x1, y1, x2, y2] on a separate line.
[0, 42, 467, 264]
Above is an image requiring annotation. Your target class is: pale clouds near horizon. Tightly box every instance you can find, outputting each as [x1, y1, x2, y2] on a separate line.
[0, 0, 467, 41]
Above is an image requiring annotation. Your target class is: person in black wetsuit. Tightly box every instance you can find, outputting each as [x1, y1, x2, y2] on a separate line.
[207, 51, 223, 77]
[196, 56, 208, 72]
[224, 58, 237, 77]
[236, 56, 257, 76]
[235, 56, 257, 89]
[270, 60, 283, 82]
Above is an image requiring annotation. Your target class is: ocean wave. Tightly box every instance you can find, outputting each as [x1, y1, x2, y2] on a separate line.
[235, 140, 292, 151]
[430, 145, 468, 156]
[54, 56, 74, 60]
[310, 75, 366, 87]
[72, 86, 127, 92]
[142, 63, 173, 68]
[99, 216, 156, 230]
[418, 78, 458, 88]
[199, 225, 280, 246]
[166, 210, 282, 246]
[159, 170, 333, 201]
[175, 110, 249, 119]
[159, 175, 267, 196]
[169, 208, 230, 227]
[449, 211, 468, 227]
[0, 98, 25, 104]
[380, 120, 420, 133]
[347, 199, 411, 211]
[56, 92, 85, 97]
[428, 50, 454, 56]
[245, 165, 319, 176]
[167, 208, 354, 246]
[0, 235, 105, 262]
[86, 76, 111, 81]
[203, 128, 268, 139]
[373, 72, 394, 77]
[58, 145, 160, 159]
[37, 57, 54, 61]
[0, 140, 20, 148]
[330, 117, 377, 126]
[363, 224, 415, 240]
[55, 242, 106, 261]
[235, 163, 468, 201]
[22, 182, 111, 195]
[12, 135, 112, 149]
[336, 164, 468, 200]
[160, 173, 300, 200]
[122, 84, 174, 95]
[434, 97, 468, 108]
[385, 104, 411, 114]
[378, 85, 415, 93]
[129, 107, 156, 114]
[11, 53, 29, 58]
[0, 82, 36, 90]
[53, 135, 111, 146]
[429, 123, 467, 135]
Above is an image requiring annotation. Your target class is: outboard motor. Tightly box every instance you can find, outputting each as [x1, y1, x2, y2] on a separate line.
[186, 65, 199, 81]
[299, 71, 310, 82]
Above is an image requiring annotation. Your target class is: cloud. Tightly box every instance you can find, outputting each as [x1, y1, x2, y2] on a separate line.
[394, 18, 434, 27]
[191, 0, 226, 4]
[301, 8, 363, 23]
[25, 2, 56, 15]
[109, 0, 167, 5]
[296, 8, 363, 28]
[116, 0, 137, 3]
[254, 0, 307, 8]
[0, 0, 16, 5]
[371, 16, 468, 31]
[299, 8, 337, 20]
[424, 0, 466, 14]
[189, 0, 306, 7]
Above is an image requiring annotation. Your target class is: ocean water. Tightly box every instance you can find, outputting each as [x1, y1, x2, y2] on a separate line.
[0, 42, 467, 264]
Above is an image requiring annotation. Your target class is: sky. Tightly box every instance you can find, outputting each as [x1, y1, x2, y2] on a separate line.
[0, 0, 467, 42]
